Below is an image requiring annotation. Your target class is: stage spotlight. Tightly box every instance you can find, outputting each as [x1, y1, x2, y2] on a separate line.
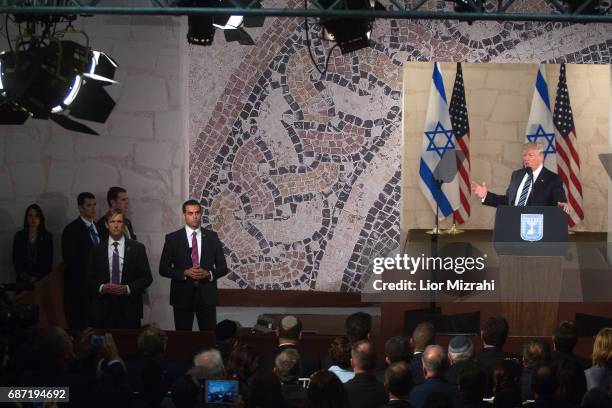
[187, 14, 216, 45]
[564, 0, 600, 14]
[0, 39, 118, 134]
[213, 0, 264, 45]
[319, 0, 383, 54]
[446, 0, 484, 13]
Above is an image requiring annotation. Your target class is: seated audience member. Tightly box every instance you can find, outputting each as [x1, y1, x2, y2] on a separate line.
[13, 203, 53, 284]
[216, 319, 242, 365]
[521, 339, 552, 401]
[446, 335, 479, 385]
[380, 361, 414, 408]
[584, 327, 612, 392]
[307, 370, 350, 408]
[344, 340, 388, 408]
[192, 349, 225, 381]
[475, 316, 510, 397]
[260, 315, 320, 377]
[409, 345, 459, 408]
[345, 312, 372, 343]
[557, 359, 587, 407]
[378, 335, 412, 382]
[580, 387, 612, 408]
[328, 336, 355, 383]
[411, 322, 436, 386]
[552, 321, 591, 370]
[524, 363, 564, 408]
[171, 374, 201, 408]
[492, 359, 522, 408]
[226, 344, 259, 400]
[458, 366, 488, 408]
[126, 324, 186, 396]
[247, 370, 289, 408]
[275, 348, 307, 408]
[97, 186, 137, 241]
[423, 392, 455, 408]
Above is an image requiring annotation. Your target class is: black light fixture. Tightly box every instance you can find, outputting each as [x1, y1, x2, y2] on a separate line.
[319, 0, 384, 54]
[0, 36, 118, 134]
[564, 0, 600, 14]
[447, 0, 484, 13]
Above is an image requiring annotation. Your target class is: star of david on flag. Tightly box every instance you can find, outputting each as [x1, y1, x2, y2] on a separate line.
[419, 63, 460, 220]
[525, 65, 557, 170]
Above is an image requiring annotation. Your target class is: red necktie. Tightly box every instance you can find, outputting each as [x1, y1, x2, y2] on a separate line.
[191, 231, 199, 267]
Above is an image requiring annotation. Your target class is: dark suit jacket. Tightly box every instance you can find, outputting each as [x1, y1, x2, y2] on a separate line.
[86, 239, 153, 322]
[62, 217, 97, 297]
[475, 346, 515, 398]
[410, 353, 425, 386]
[345, 373, 388, 408]
[12, 229, 53, 281]
[409, 377, 460, 408]
[159, 227, 227, 307]
[551, 350, 591, 370]
[281, 382, 308, 408]
[379, 399, 415, 408]
[259, 344, 321, 378]
[483, 166, 566, 207]
[96, 216, 137, 241]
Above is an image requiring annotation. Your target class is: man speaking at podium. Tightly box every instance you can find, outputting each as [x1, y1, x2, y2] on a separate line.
[471, 142, 570, 214]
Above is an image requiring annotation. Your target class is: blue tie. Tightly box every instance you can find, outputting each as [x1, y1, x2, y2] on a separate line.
[88, 224, 99, 244]
[517, 175, 533, 206]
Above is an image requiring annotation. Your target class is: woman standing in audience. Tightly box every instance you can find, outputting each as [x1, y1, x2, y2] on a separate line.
[492, 359, 522, 408]
[307, 370, 350, 408]
[12, 204, 54, 327]
[584, 328, 612, 392]
[327, 336, 354, 383]
[12, 204, 53, 284]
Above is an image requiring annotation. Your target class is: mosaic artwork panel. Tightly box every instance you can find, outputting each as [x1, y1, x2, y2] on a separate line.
[189, 1, 612, 291]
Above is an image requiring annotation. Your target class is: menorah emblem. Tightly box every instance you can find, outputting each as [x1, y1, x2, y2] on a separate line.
[520, 214, 544, 242]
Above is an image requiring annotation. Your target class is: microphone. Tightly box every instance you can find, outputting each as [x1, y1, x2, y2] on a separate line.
[525, 166, 533, 178]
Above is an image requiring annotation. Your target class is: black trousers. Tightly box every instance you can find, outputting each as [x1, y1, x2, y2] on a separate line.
[173, 304, 216, 331]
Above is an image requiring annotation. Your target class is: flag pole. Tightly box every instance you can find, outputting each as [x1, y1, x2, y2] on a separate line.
[446, 214, 464, 235]
[426, 180, 443, 235]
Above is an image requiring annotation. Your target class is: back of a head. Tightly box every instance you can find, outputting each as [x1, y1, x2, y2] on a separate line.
[171, 374, 200, 408]
[412, 322, 436, 352]
[422, 345, 448, 378]
[308, 370, 349, 408]
[423, 391, 455, 408]
[37, 326, 72, 368]
[482, 316, 509, 348]
[278, 315, 302, 341]
[385, 336, 411, 364]
[248, 370, 286, 408]
[448, 335, 474, 364]
[523, 339, 552, 368]
[592, 327, 612, 367]
[581, 387, 612, 408]
[137, 324, 168, 356]
[345, 312, 372, 343]
[227, 344, 259, 383]
[384, 361, 413, 399]
[351, 340, 377, 372]
[215, 319, 241, 362]
[531, 363, 557, 397]
[193, 349, 224, 379]
[275, 348, 301, 383]
[554, 320, 578, 354]
[458, 366, 486, 403]
[557, 359, 587, 405]
[329, 336, 351, 369]
[493, 359, 521, 391]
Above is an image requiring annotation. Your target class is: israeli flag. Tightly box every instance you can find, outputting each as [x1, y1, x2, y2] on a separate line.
[525, 65, 557, 170]
[418, 63, 460, 220]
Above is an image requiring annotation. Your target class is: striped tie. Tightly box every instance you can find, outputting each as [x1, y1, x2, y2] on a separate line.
[517, 175, 533, 206]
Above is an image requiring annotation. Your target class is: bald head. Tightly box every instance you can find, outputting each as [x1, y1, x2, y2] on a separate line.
[351, 340, 377, 373]
[422, 345, 448, 378]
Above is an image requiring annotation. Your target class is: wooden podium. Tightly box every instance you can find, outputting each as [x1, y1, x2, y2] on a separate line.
[493, 206, 568, 336]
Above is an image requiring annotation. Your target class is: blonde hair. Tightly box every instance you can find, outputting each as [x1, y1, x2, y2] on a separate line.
[592, 327, 612, 366]
[523, 142, 544, 154]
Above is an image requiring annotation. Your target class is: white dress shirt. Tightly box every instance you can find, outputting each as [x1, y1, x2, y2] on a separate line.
[185, 226, 214, 281]
[99, 236, 130, 294]
[81, 216, 99, 242]
[513, 164, 543, 206]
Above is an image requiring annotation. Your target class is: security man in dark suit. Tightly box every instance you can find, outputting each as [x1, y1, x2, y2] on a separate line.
[61, 191, 99, 329]
[97, 186, 137, 241]
[471, 142, 570, 213]
[87, 208, 152, 329]
[159, 199, 227, 331]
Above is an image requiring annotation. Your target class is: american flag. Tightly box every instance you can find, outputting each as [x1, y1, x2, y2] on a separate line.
[449, 63, 470, 224]
[554, 64, 583, 228]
